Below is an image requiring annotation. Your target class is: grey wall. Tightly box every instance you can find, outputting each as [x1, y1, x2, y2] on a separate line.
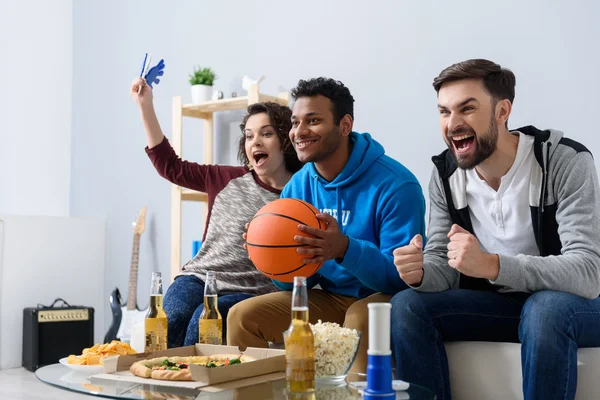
[69, 0, 600, 332]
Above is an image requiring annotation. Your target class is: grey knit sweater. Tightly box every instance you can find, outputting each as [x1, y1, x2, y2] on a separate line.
[146, 138, 279, 295]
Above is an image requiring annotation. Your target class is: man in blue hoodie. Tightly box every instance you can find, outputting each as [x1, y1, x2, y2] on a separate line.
[227, 77, 426, 373]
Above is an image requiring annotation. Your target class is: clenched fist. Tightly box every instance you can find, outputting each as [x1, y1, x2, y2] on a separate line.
[393, 234, 424, 286]
[447, 224, 499, 280]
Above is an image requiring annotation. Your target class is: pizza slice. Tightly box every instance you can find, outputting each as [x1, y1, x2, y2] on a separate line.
[130, 354, 255, 381]
[130, 356, 196, 380]
[209, 354, 255, 367]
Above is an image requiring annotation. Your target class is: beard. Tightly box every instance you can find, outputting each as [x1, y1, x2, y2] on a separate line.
[447, 115, 498, 170]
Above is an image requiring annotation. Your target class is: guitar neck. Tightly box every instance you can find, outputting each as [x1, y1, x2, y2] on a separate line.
[127, 233, 141, 310]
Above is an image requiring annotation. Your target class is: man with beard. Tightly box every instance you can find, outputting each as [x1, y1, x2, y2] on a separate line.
[391, 59, 600, 400]
[228, 77, 426, 374]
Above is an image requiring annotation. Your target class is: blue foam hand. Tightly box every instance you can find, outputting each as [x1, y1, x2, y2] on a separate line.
[145, 59, 165, 88]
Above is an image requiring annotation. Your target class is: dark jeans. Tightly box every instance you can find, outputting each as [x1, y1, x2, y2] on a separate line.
[390, 289, 600, 400]
[163, 275, 254, 348]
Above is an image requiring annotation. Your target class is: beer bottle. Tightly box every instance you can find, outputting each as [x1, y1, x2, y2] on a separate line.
[285, 276, 315, 393]
[145, 272, 168, 352]
[199, 271, 223, 345]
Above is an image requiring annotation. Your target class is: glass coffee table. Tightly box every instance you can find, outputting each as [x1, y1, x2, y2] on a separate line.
[36, 363, 436, 399]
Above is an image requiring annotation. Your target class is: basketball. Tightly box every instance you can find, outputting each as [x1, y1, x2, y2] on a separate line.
[246, 198, 324, 282]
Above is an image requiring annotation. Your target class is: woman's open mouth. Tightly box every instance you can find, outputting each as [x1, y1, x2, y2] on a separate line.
[253, 151, 269, 167]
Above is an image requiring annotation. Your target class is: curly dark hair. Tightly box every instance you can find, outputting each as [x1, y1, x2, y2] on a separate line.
[237, 102, 303, 173]
[291, 77, 355, 125]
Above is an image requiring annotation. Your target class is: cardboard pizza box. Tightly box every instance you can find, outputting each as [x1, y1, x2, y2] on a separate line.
[100, 344, 285, 387]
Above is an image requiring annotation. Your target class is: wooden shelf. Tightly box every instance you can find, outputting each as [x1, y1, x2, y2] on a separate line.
[180, 188, 208, 202]
[182, 92, 289, 118]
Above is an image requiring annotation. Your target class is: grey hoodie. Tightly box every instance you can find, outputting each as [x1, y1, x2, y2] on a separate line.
[415, 125, 600, 299]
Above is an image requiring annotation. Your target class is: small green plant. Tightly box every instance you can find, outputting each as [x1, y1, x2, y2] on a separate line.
[188, 66, 217, 86]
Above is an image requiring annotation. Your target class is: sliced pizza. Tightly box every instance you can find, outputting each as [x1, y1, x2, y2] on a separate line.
[129, 354, 255, 381]
[200, 353, 255, 368]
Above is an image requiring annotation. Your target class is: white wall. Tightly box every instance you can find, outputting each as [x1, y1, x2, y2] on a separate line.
[68, 0, 600, 333]
[0, 0, 73, 216]
[0, 215, 106, 369]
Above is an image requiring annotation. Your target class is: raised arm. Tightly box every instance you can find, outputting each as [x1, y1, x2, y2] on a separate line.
[130, 77, 164, 149]
[130, 77, 234, 193]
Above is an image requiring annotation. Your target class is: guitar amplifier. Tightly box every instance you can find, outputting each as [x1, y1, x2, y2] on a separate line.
[22, 298, 94, 371]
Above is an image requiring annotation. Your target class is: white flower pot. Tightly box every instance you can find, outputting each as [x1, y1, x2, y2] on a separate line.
[191, 84, 212, 104]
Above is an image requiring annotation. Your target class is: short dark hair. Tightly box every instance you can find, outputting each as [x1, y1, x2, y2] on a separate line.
[291, 77, 355, 125]
[237, 102, 303, 173]
[433, 59, 516, 104]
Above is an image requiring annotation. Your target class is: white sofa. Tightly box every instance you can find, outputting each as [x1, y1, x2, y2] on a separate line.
[446, 342, 600, 400]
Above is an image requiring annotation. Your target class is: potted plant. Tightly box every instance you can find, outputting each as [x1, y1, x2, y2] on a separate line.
[189, 66, 217, 104]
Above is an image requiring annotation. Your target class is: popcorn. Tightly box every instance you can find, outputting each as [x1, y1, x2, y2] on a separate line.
[310, 320, 360, 377]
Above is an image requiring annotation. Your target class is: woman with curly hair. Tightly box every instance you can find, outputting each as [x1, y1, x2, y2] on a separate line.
[130, 77, 302, 347]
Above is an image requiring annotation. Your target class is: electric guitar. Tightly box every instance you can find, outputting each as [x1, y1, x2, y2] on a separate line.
[104, 207, 148, 344]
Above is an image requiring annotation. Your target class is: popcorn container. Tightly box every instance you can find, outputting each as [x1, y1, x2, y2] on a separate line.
[308, 321, 362, 384]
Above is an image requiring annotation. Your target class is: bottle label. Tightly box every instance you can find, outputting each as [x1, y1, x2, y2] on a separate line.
[285, 340, 315, 386]
[145, 317, 168, 351]
[199, 319, 223, 345]
[286, 357, 316, 381]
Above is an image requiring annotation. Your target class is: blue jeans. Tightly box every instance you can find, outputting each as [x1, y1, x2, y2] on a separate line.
[390, 289, 600, 400]
[163, 275, 254, 348]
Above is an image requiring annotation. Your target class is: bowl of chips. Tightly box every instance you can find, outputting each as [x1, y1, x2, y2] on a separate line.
[61, 340, 136, 373]
[59, 357, 104, 373]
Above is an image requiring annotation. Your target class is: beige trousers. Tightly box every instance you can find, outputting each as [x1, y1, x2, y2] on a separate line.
[226, 290, 392, 374]
[343, 293, 392, 374]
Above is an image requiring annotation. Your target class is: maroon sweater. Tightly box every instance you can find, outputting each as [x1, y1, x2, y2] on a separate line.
[146, 138, 281, 295]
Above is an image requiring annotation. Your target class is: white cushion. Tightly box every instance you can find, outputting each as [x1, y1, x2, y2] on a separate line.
[446, 341, 600, 400]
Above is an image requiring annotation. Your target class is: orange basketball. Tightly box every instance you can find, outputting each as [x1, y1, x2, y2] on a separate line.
[246, 198, 324, 282]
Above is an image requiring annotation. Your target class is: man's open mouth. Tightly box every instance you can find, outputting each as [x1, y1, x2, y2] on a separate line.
[451, 133, 475, 153]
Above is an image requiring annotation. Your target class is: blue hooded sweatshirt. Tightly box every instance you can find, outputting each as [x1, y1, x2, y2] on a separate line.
[275, 132, 426, 298]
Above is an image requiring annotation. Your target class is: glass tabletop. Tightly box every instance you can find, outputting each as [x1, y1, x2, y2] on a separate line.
[35, 363, 436, 399]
